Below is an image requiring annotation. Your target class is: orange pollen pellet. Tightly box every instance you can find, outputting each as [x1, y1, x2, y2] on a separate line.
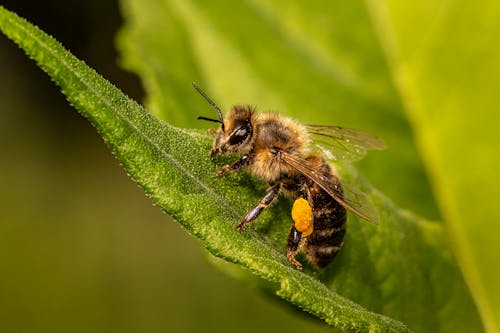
[291, 197, 313, 237]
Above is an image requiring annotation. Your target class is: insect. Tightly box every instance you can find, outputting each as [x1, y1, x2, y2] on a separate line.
[193, 82, 385, 269]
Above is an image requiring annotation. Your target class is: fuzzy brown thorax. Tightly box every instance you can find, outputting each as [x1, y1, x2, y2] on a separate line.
[248, 113, 310, 182]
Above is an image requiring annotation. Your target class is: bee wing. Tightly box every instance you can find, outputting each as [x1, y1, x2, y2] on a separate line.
[280, 152, 379, 224]
[306, 125, 386, 162]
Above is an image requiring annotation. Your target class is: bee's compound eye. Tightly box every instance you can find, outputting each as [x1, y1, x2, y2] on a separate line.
[229, 125, 250, 145]
[235, 127, 247, 137]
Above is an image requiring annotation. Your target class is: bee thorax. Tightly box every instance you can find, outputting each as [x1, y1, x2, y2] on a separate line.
[249, 148, 296, 182]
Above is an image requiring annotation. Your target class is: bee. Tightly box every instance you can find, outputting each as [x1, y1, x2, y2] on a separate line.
[193, 83, 385, 270]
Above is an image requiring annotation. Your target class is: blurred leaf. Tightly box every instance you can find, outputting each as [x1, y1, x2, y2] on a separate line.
[0, 4, 484, 333]
[366, 0, 500, 331]
[117, 0, 441, 221]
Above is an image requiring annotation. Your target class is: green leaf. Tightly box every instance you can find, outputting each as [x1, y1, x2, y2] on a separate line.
[0, 4, 483, 333]
[366, 1, 500, 331]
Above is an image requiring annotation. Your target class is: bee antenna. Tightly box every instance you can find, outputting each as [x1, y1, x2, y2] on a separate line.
[197, 116, 223, 124]
[192, 82, 225, 131]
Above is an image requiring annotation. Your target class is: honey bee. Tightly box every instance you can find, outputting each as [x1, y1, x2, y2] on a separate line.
[193, 83, 385, 270]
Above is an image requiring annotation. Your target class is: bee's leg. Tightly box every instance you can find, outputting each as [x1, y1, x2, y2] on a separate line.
[236, 183, 281, 231]
[286, 225, 305, 270]
[216, 154, 250, 176]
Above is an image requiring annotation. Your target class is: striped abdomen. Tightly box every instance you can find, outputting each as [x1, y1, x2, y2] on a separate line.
[304, 168, 347, 268]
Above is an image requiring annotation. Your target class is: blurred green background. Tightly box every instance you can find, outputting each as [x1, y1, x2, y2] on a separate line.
[0, 1, 332, 332]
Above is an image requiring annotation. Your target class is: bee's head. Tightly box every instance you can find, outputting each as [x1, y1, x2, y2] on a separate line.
[210, 105, 254, 156]
[193, 82, 254, 157]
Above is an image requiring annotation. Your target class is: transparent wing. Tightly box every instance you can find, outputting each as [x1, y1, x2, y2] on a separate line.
[306, 124, 386, 162]
[280, 152, 379, 224]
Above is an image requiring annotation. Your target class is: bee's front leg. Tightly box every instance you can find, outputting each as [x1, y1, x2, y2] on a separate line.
[216, 154, 250, 176]
[236, 183, 281, 231]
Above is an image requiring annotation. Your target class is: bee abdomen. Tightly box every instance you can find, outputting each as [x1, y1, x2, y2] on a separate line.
[305, 191, 347, 268]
